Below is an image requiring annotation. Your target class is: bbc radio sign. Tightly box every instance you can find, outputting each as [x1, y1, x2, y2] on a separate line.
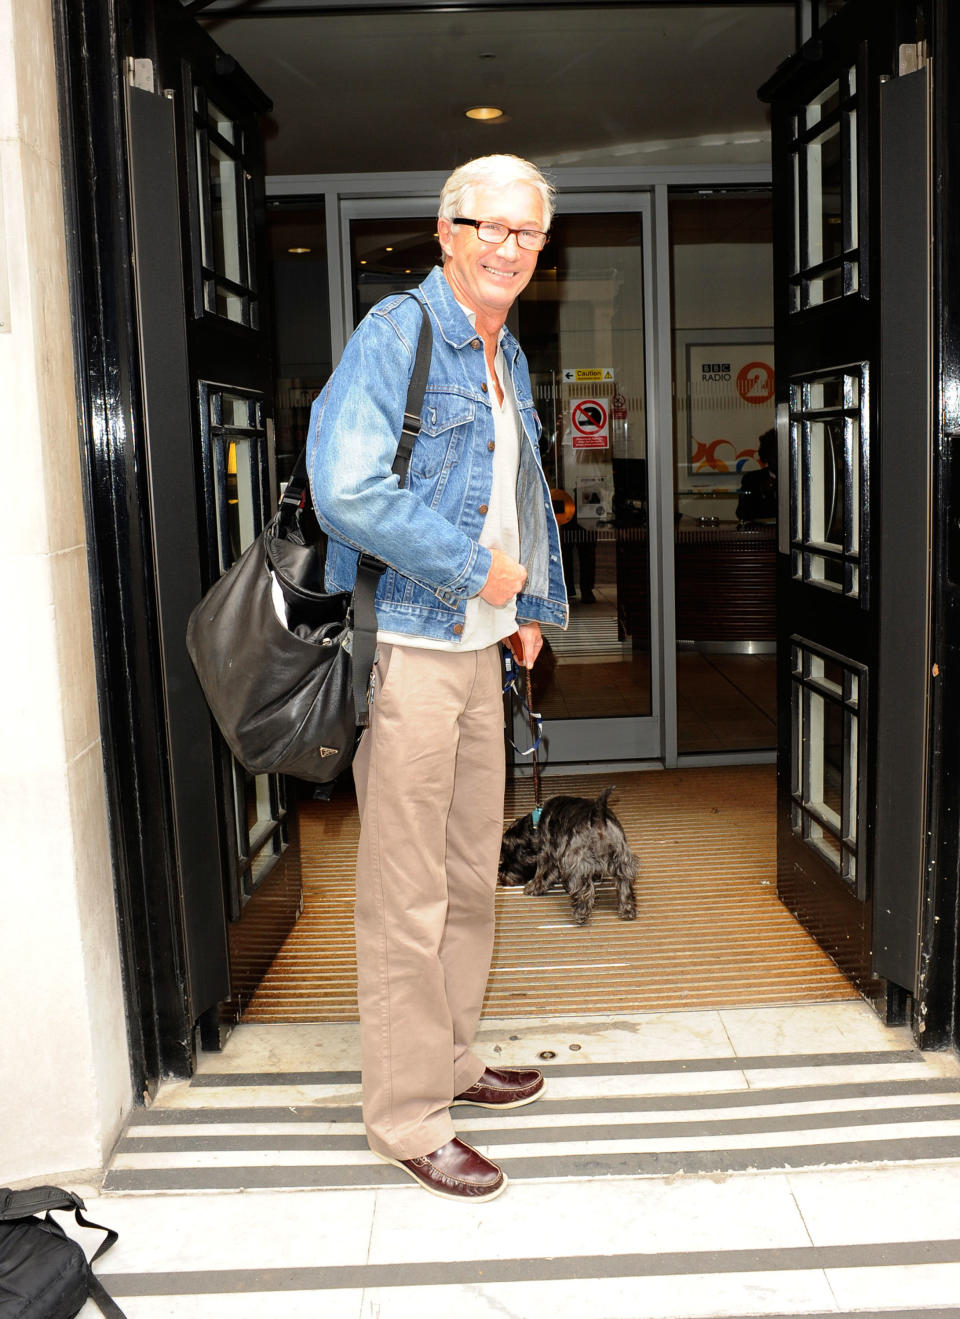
[702, 361, 731, 382]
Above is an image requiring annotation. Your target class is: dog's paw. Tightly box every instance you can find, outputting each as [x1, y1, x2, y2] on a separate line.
[618, 904, 637, 921]
[523, 879, 546, 896]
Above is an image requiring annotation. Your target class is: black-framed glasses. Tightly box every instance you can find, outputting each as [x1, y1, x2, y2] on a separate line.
[452, 217, 549, 252]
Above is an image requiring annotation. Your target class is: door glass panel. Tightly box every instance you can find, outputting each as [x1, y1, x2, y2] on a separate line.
[269, 201, 332, 485]
[790, 365, 868, 601]
[791, 638, 866, 896]
[789, 67, 859, 311]
[192, 86, 258, 327]
[807, 420, 844, 547]
[517, 212, 651, 725]
[351, 217, 438, 323]
[347, 210, 655, 751]
[669, 191, 777, 754]
[198, 383, 283, 906]
[806, 123, 843, 279]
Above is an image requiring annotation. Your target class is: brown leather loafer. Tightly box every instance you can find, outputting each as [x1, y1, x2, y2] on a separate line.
[376, 1137, 506, 1201]
[452, 1064, 545, 1108]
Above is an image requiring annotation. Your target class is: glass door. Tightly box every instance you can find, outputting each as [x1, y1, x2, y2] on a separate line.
[341, 193, 661, 768]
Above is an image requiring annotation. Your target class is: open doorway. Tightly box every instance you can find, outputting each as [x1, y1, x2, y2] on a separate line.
[198, 2, 864, 1030]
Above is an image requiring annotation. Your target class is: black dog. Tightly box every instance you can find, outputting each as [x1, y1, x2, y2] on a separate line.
[499, 787, 638, 925]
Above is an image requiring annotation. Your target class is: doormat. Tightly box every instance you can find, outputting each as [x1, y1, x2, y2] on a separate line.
[242, 765, 858, 1023]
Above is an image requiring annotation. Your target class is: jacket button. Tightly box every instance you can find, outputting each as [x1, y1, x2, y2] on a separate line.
[478, 504, 489, 515]
[471, 338, 482, 350]
[480, 381, 488, 393]
[488, 441, 495, 451]
[453, 622, 464, 635]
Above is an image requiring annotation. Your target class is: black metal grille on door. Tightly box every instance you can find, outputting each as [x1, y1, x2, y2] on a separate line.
[790, 637, 868, 901]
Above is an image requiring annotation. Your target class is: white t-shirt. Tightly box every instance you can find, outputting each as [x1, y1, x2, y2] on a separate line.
[378, 320, 522, 653]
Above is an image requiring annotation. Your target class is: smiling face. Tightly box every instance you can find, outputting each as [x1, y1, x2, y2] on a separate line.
[437, 181, 545, 329]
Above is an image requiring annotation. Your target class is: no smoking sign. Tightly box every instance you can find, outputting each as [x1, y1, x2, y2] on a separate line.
[570, 398, 610, 450]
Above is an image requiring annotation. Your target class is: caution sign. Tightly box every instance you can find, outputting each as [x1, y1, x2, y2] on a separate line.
[562, 367, 615, 383]
[570, 398, 610, 450]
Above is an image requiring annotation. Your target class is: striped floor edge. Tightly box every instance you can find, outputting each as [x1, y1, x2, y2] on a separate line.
[90, 1009, 960, 1319]
[105, 1047, 960, 1194]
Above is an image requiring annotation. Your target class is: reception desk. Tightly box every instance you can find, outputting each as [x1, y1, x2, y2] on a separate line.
[616, 519, 777, 648]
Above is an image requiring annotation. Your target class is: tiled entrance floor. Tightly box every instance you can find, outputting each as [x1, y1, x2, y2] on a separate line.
[73, 1002, 960, 1317]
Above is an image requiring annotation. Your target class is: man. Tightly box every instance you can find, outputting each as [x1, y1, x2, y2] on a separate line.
[736, 427, 778, 524]
[308, 155, 567, 1202]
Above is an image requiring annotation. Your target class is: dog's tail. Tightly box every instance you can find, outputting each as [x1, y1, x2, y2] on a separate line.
[593, 786, 616, 821]
[593, 780, 614, 812]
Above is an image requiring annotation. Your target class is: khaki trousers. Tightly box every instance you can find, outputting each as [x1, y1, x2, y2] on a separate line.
[352, 641, 505, 1160]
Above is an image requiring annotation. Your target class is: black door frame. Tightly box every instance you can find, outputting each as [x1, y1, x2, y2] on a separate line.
[922, 0, 960, 1051]
[53, 0, 194, 1092]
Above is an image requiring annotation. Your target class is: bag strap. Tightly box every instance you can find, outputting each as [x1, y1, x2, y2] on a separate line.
[351, 297, 433, 724]
[0, 1187, 127, 1318]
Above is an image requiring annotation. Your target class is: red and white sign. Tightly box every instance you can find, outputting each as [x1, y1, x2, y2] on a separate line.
[736, 360, 775, 405]
[570, 398, 610, 450]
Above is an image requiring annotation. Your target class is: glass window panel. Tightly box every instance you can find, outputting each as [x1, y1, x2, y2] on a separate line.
[846, 713, 858, 836]
[517, 210, 652, 725]
[811, 267, 844, 306]
[809, 376, 844, 411]
[791, 639, 865, 889]
[806, 79, 840, 130]
[239, 770, 274, 847]
[809, 653, 844, 697]
[808, 825, 843, 868]
[269, 201, 332, 486]
[846, 418, 860, 550]
[805, 691, 843, 829]
[791, 154, 801, 275]
[808, 420, 844, 547]
[193, 89, 256, 326]
[208, 143, 242, 286]
[215, 282, 244, 323]
[668, 193, 776, 754]
[809, 552, 844, 590]
[207, 98, 236, 144]
[230, 436, 259, 555]
[846, 108, 859, 252]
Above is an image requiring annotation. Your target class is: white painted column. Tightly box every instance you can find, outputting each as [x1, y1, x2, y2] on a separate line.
[0, 0, 132, 1182]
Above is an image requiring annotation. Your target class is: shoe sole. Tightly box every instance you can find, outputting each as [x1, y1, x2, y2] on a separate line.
[451, 1082, 546, 1110]
[373, 1151, 508, 1202]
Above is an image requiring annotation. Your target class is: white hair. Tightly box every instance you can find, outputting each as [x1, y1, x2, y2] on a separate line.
[438, 154, 555, 230]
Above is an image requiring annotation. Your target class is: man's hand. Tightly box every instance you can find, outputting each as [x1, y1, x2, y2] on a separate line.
[479, 548, 527, 608]
[516, 622, 542, 668]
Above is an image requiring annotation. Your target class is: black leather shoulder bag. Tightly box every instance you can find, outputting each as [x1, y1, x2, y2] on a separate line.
[186, 297, 432, 783]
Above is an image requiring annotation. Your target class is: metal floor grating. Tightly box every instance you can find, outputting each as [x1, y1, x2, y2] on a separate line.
[242, 765, 858, 1023]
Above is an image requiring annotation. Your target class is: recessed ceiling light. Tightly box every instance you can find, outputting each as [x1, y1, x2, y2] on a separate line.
[287, 246, 311, 254]
[465, 106, 504, 121]
[385, 246, 394, 252]
[360, 259, 367, 265]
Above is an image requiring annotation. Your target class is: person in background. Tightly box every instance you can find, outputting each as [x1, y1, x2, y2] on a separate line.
[736, 427, 778, 524]
[308, 155, 567, 1202]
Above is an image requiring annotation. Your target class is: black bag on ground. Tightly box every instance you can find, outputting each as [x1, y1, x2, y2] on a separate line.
[0, 1187, 126, 1318]
[186, 299, 432, 783]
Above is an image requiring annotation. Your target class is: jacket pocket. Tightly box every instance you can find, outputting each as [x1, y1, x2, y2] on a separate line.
[410, 393, 475, 480]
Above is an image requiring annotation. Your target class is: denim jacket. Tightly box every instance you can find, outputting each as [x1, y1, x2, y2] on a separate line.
[307, 265, 568, 642]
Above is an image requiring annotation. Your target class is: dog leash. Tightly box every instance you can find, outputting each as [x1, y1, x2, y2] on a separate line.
[504, 634, 544, 827]
[523, 664, 544, 827]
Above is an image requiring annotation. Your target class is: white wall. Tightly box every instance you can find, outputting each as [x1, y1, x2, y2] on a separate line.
[0, 0, 132, 1182]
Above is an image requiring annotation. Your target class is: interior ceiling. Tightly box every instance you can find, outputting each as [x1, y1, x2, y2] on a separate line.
[199, 5, 795, 176]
